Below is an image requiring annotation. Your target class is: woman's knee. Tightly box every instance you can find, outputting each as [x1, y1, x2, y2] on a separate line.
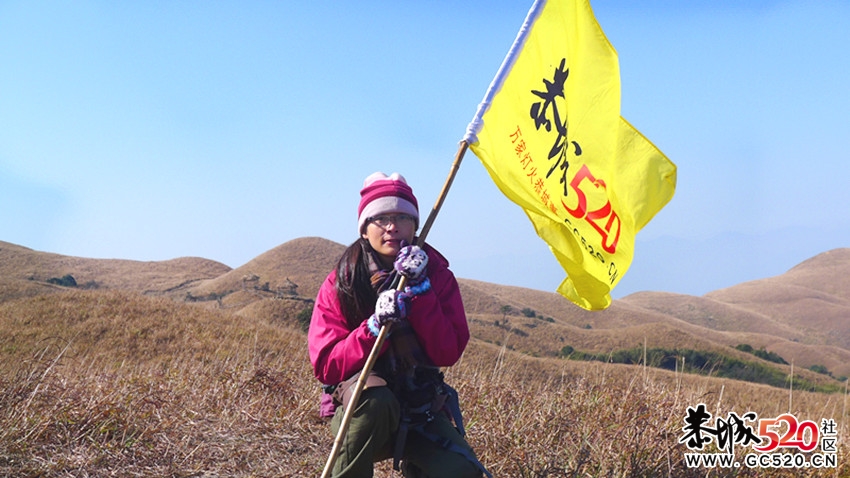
[356, 386, 400, 425]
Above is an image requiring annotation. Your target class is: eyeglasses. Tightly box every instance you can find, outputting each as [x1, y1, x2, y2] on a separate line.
[368, 214, 416, 228]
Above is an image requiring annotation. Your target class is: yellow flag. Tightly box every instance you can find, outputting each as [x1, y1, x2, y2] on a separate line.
[464, 0, 677, 310]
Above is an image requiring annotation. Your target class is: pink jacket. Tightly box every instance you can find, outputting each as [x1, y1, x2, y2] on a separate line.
[308, 245, 469, 387]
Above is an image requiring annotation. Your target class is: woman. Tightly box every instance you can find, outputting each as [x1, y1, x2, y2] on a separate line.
[308, 172, 486, 478]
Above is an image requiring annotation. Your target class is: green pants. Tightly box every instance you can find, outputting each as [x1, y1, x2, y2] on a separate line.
[329, 386, 482, 478]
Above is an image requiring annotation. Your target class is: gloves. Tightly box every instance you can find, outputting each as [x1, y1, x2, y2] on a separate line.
[367, 289, 407, 336]
[376, 289, 407, 323]
[394, 243, 428, 284]
[399, 277, 431, 299]
[365, 277, 433, 336]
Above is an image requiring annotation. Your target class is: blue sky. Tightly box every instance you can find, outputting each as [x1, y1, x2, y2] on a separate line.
[1, 1, 848, 299]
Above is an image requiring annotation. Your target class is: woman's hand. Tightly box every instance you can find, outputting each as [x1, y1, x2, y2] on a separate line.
[366, 289, 406, 336]
[394, 243, 428, 283]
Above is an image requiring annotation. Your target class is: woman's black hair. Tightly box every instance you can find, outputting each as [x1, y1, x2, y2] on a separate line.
[335, 238, 378, 329]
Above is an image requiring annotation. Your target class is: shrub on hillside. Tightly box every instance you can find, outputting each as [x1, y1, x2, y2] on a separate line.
[735, 343, 789, 365]
[809, 364, 831, 376]
[47, 274, 77, 287]
[561, 345, 841, 393]
[296, 307, 313, 333]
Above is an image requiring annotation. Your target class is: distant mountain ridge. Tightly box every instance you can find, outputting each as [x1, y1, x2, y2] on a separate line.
[0, 240, 230, 300]
[2, 238, 848, 381]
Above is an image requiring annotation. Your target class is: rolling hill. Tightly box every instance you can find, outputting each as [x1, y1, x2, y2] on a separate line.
[0, 240, 231, 299]
[2, 238, 848, 384]
[4, 237, 849, 476]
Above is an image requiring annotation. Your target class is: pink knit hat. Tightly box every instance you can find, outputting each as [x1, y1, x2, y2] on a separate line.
[358, 172, 419, 233]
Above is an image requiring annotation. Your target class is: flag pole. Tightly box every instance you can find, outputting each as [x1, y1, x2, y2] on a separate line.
[419, 140, 469, 242]
[320, 140, 470, 478]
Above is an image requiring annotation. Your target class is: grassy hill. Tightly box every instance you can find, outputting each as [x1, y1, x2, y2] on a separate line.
[3, 237, 848, 387]
[0, 240, 231, 300]
[1, 238, 849, 476]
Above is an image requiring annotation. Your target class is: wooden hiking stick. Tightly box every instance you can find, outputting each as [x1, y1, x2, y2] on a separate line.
[320, 140, 469, 478]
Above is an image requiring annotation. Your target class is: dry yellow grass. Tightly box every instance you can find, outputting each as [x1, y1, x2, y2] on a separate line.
[5, 237, 849, 378]
[0, 241, 231, 295]
[3, 239, 850, 476]
[2, 288, 849, 477]
[186, 237, 344, 303]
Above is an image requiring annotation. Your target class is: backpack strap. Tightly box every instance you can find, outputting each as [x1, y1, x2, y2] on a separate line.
[392, 401, 436, 471]
[393, 420, 410, 472]
[442, 383, 465, 436]
[411, 427, 493, 478]
[391, 381, 492, 478]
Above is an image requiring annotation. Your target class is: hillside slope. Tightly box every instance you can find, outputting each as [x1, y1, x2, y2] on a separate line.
[704, 248, 850, 349]
[185, 236, 344, 302]
[4, 286, 845, 477]
[0, 241, 231, 301]
[619, 249, 850, 377]
[2, 238, 848, 383]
